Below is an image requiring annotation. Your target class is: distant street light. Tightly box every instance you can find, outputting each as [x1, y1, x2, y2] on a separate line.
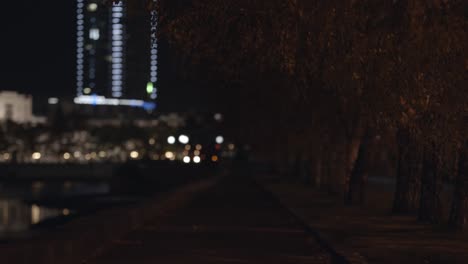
[179, 135, 189, 144]
[130, 151, 139, 159]
[32, 152, 41, 160]
[167, 136, 176, 144]
[216, 136, 224, 144]
[165, 151, 175, 160]
[214, 113, 223, 122]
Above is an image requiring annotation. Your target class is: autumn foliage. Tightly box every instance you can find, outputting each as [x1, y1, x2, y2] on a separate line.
[160, 0, 468, 228]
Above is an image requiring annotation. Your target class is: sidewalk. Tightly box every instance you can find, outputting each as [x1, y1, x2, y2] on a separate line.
[87, 176, 335, 264]
[258, 177, 468, 264]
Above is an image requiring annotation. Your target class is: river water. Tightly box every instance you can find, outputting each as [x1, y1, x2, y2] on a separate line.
[0, 181, 111, 240]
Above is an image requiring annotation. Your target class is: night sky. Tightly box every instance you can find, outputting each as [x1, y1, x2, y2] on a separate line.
[0, 1, 75, 97]
[0, 1, 203, 112]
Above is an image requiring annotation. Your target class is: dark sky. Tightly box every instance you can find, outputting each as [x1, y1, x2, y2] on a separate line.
[0, 1, 75, 97]
[0, 1, 204, 112]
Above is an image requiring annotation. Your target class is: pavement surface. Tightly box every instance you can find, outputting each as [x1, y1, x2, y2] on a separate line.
[261, 178, 468, 264]
[87, 176, 336, 264]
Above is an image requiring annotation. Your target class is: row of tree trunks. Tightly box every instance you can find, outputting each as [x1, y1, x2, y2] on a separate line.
[277, 127, 466, 230]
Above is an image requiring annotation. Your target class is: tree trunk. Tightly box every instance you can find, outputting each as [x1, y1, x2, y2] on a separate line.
[321, 147, 335, 194]
[418, 144, 443, 223]
[313, 155, 323, 187]
[393, 128, 422, 214]
[344, 124, 365, 205]
[448, 143, 468, 230]
[347, 129, 371, 205]
[325, 149, 334, 193]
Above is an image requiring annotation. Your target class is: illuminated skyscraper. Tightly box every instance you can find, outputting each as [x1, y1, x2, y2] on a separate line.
[75, 0, 156, 111]
[76, 0, 126, 98]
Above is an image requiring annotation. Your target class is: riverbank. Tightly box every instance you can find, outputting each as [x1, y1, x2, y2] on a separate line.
[0, 175, 218, 264]
[0, 161, 218, 242]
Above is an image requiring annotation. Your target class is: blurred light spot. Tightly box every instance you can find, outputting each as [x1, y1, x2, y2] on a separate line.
[87, 3, 98, 12]
[149, 138, 156, 145]
[216, 136, 224, 144]
[32, 152, 41, 160]
[63, 208, 70, 216]
[185, 145, 191, 151]
[211, 155, 219, 162]
[89, 28, 100, 40]
[165, 151, 174, 159]
[63, 152, 71, 160]
[178, 135, 189, 144]
[130, 151, 139, 159]
[195, 144, 202, 151]
[194, 150, 200, 156]
[167, 136, 176, 145]
[31, 204, 40, 224]
[228, 144, 235, 150]
[214, 113, 223, 121]
[146, 82, 154, 94]
[193, 156, 201, 164]
[48, 98, 59, 104]
[183, 156, 191, 164]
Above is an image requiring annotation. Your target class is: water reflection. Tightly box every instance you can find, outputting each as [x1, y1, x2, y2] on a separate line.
[0, 181, 110, 239]
[0, 181, 110, 200]
[0, 200, 69, 237]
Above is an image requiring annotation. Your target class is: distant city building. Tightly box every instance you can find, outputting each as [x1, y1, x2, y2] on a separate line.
[75, 0, 158, 108]
[0, 91, 45, 124]
[76, 0, 114, 98]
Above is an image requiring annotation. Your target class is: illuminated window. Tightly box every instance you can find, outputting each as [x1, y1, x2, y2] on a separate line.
[87, 3, 98, 12]
[89, 28, 100, 40]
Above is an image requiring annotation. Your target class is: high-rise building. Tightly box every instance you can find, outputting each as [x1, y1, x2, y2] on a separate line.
[76, 0, 112, 98]
[75, 0, 157, 111]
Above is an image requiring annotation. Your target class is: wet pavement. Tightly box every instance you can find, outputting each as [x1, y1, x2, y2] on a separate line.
[88, 176, 335, 263]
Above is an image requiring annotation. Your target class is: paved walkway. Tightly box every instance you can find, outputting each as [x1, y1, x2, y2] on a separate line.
[261, 178, 468, 264]
[87, 176, 335, 264]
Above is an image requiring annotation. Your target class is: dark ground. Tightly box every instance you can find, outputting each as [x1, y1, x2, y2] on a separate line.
[86, 175, 336, 264]
[260, 176, 468, 264]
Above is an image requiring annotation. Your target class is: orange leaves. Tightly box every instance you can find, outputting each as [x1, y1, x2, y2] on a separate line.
[160, 0, 466, 147]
